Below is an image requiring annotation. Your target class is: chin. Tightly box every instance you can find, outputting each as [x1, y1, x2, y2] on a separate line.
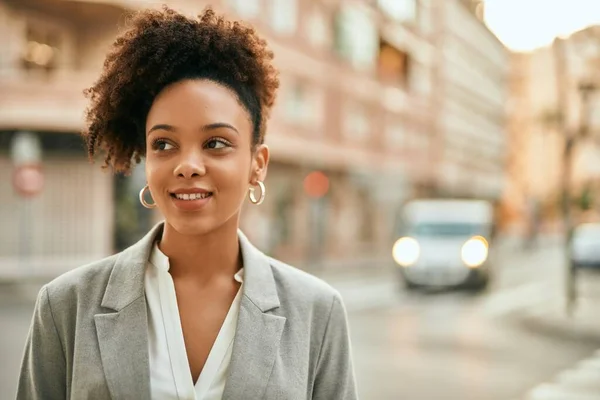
[164, 216, 219, 237]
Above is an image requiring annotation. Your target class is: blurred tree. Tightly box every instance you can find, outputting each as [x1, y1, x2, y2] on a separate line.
[540, 108, 563, 128]
[576, 183, 594, 211]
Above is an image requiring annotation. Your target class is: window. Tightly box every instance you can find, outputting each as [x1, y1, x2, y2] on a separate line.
[0, 131, 85, 157]
[342, 102, 370, 141]
[270, 0, 298, 34]
[227, 0, 260, 19]
[378, 40, 411, 88]
[283, 79, 324, 129]
[385, 121, 405, 147]
[284, 80, 309, 123]
[377, 0, 417, 22]
[21, 22, 62, 74]
[305, 6, 330, 49]
[418, 0, 433, 35]
[333, 5, 378, 70]
[411, 64, 431, 96]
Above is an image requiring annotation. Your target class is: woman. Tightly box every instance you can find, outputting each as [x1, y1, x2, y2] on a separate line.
[17, 6, 357, 400]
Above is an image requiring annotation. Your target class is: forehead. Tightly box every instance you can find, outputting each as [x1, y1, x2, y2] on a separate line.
[146, 79, 251, 131]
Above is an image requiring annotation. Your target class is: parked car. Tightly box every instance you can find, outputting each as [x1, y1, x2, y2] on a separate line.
[571, 222, 600, 269]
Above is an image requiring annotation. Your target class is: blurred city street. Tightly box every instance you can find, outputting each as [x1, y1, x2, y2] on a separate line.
[2, 237, 600, 399]
[4, 0, 600, 399]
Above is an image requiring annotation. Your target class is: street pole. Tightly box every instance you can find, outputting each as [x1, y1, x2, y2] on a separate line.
[553, 38, 578, 316]
[11, 132, 43, 278]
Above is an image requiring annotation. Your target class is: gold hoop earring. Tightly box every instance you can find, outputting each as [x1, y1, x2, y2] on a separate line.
[249, 181, 266, 205]
[139, 185, 157, 209]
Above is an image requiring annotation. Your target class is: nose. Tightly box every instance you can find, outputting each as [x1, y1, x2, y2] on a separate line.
[173, 149, 206, 179]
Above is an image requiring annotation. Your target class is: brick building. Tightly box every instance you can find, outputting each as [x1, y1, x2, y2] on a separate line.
[0, 0, 508, 277]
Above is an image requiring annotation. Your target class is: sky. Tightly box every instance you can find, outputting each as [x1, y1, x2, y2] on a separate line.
[484, 0, 600, 51]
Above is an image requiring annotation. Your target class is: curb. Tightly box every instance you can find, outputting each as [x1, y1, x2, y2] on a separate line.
[510, 306, 600, 345]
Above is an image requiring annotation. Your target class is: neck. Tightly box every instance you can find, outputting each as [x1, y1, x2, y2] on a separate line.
[158, 218, 241, 284]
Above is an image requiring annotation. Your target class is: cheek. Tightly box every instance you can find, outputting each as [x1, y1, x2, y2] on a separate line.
[145, 155, 171, 188]
[145, 158, 160, 177]
[215, 156, 251, 195]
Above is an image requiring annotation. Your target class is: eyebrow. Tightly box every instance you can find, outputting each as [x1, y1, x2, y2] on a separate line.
[147, 122, 239, 135]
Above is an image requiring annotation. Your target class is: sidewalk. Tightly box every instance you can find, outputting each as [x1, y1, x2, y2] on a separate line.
[500, 247, 600, 343]
[495, 267, 600, 345]
[520, 349, 600, 400]
[488, 237, 600, 399]
[488, 233, 600, 342]
[517, 292, 600, 343]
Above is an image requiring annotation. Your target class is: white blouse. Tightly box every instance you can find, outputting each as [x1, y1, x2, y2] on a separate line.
[144, 243, 244, 400]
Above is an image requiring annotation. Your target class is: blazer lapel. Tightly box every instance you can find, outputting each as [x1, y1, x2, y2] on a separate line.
[222, 231, 287, 399]
[94, 224, 164, 400]
[95, 297, 150, 399]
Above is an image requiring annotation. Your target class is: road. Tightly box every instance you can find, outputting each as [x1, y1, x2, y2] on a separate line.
[330, 242, 600, 399]
[1, 242, 599, 399]
[348, 289, 598, 400]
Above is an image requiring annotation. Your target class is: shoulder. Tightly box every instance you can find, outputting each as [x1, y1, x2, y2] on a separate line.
[42, 223, 161, 306]
[265, 257, 352, 359]
[267, 257, 342, 313]
[43, 253, 120, 308]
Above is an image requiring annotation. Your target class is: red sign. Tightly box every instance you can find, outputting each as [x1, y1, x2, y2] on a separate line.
[13, 164, 44, 198]
[303, 171, 330, 199]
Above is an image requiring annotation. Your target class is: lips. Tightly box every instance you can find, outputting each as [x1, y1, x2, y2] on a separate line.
[168, 188, 213, 211]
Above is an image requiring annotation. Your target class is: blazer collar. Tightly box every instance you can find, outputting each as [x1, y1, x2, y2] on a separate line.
[100, 222, 280, 312]
[95, 225, 162, 400]
[224, 232, 286, 399]
[100, 223, 162, 311]
[96, 221, 284, 399]
[237, 229, 280, 312]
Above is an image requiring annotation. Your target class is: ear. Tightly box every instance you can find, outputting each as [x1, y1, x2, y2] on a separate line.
[250, 144, 269, 183]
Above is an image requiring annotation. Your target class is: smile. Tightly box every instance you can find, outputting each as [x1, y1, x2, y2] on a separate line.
[169, 191, 213, 211]
[171, 192, 212, 200]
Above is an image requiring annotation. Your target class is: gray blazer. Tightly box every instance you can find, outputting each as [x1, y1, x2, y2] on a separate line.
[17, 223, 358, 400]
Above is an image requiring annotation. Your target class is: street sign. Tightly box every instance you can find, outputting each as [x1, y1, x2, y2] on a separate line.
[12, 164, 44, 198]
[11, 132, 43, 198]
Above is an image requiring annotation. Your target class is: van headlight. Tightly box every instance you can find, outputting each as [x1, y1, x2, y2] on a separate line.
[392, 237, 420, 267]
[461, 236, 488, 268]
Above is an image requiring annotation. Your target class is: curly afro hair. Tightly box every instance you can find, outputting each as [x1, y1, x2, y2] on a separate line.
[82, 6, 280, 173]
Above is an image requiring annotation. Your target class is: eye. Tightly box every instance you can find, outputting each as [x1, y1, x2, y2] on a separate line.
[205, 138, 231, 150]
[152, 139, 175, 151]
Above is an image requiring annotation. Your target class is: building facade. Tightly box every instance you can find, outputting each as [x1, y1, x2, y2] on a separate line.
[0, 0, 508, 277]
[504, 26, 600, 234]
[430, 0, 509, 201]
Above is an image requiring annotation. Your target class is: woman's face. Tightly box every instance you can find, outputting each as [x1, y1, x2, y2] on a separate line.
[145, 79, 268, 236]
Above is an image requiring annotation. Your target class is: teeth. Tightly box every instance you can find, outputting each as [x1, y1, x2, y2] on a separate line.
[174, 193, 211, 200]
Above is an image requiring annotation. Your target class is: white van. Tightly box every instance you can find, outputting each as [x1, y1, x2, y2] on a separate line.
[392, 199, 495, 290]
